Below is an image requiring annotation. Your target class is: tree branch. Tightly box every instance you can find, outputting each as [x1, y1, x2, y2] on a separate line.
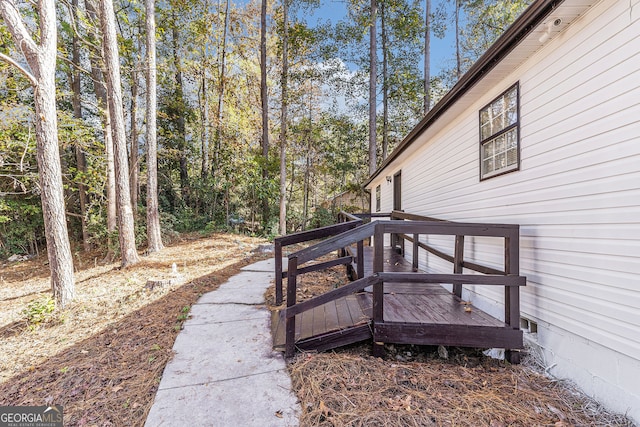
[0, 52, 37, 86]
[0, 0, 39, 57]
[57, 53, 93, 78]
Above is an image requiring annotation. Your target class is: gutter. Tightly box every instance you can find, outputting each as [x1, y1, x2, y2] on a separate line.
[363, 0, 564, 188]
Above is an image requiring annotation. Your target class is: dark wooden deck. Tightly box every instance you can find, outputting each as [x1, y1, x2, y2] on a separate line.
[272, 247, 523, 355]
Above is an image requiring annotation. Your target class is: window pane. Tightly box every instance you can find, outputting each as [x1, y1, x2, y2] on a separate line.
[483, 140, 494, 159]
[481, 122, 491, 140]
[495, 134, 505, 153]
[496, 152, 506, 169]
[480, 110, 489, 127]
[506, 129, 517, 148]
[483, 158, 494, 174]
[491, 104, 503, 130]
[507, 147, 518, 166]
[506, 106, 517, 126]
[506, 88, 517, 109]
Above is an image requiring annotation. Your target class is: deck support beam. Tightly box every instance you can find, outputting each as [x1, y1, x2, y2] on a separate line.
[275, 240, 283, 304]
[357, 239, 364, 279]
[453, 235, 464, 297]
[285, 256, 298, 358]
[412, 234, 419, 271]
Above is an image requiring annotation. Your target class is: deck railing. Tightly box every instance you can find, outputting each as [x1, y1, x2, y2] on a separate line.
[373, 221, 520, 338]
[283, 221, 376, 356]
[278, 213, 524, 359]
[274, 214, 364, 304]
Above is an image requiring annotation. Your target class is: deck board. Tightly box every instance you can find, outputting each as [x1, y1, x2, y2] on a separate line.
[272, 246, 522, 353]
[322, 300, 341, 334]
[334, 296, 353, 327]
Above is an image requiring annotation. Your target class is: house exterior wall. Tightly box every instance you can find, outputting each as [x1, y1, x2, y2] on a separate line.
[368, 0, 640, 421]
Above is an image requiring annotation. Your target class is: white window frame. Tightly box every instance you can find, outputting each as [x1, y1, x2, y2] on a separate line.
[479, 83, 520, 180]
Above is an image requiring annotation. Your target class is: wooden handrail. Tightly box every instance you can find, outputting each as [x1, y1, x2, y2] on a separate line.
[338, 211, 363, 222]
[290, 222, 376, 265]
[274, 218, 363, 304]
[379, 220, 519, 237]
[399, 233, 505, 275]
[390, 210, 447, 222]
[376, 272, 525, 286]
[285, 275, 380, 318]
[276, 218, 362, 246]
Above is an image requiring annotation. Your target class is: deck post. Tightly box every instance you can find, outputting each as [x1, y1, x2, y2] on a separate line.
[357, 239, 364, 279]
[412, 234, 419, 271]
[505, 229, 521, 364]
[504, 231, 520, 328]
[285, 256, 298, 358]
[372, 224, 385, 357]
[372, 276, 385, 357]
[453, 235, 464, 297]
[373, 223, 384, 274]
[275, 239, 283, 304]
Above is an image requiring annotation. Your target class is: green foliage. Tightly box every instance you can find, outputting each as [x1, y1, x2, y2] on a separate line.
[434, 0, 532, 85]
[461, 0, 532, 60]
[0, 197, 44, 258]
[309, 207, 336, 229]
[22, 297, 56, 327]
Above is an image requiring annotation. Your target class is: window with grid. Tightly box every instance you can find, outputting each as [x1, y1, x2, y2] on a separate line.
[479, 83, 520, 179]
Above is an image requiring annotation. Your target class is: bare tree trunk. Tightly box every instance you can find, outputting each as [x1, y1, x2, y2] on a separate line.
[1, 0, 75, 307]
[279, 0, 289, 235]
[302, 146, 310, 231]
[288, 160, 295, 208]
[455, 0, 461, 80]
[171, 24, 189, 206]
[99, 0, 140, 267]
[260, 0, 270, 227]
[199, 0, 210, 181]
[213, 0, 230, 177]
[424, 0, 431, 113]
[104, 107, 117, 236]
[381, 0, 389, 161]
[369, 0, 377, 175]
[199, 72, 209, 180]
[130, 69, 139, 214]
[70, 0, 91, 251]
[85, 0, 117, 239]
[145, 0, 164, 253]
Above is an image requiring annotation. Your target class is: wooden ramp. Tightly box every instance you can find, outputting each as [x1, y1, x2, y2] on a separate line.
[272, 248, 523, 355]
[272, 294, 372, 352]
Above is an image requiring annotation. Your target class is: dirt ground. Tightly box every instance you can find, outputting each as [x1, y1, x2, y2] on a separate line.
[0, 238, 635, 426]
[0, 233, 269, 426]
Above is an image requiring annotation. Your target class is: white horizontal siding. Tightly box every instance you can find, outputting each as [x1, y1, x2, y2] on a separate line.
[376, 0, 640, 365]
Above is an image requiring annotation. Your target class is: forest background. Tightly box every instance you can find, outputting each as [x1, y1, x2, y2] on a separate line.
[1, 0, 529, 306]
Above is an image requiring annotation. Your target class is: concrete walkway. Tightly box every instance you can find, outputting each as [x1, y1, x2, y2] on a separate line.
[145, 258, 299, 427]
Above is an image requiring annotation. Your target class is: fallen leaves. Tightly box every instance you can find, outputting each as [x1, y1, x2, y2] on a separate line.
[287, 345, 632, 426]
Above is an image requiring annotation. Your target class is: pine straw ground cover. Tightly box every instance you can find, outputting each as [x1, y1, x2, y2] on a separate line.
[265, 259, 635, 427]
[0, 233, 269, 426]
